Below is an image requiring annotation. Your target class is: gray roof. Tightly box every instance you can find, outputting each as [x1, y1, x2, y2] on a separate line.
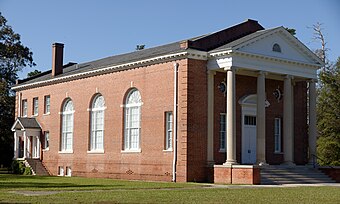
[16, 41, 184, 86]
[15, 117, 41, 129]
[14, 19, 266, 88]
[210, 27, 279, 52]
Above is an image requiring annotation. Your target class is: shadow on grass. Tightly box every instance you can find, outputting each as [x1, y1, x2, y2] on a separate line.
[0, 182, 121, 189]
[0, 174, 123, 190]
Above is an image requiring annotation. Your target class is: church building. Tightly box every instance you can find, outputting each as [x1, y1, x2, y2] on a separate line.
[11, 20, 323, 184]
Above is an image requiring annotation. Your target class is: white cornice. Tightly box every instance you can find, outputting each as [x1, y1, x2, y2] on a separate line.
[233, 50, 322, 69]
[13, 49, 208, 91]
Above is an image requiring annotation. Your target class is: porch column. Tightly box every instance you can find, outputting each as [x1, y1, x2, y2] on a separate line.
[308, 80, 317, 164]
[224, 67, 237, 165]
[256, 71, 267, 165]
[283, 75, 294, 165]
[13, 131, 18, 158]
[207, 70, 215, 165]
[23, 131, 27, 159]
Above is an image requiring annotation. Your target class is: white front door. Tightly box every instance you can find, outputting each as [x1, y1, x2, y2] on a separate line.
[242, 115, 257, 164]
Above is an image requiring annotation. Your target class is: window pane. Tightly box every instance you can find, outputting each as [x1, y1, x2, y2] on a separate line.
[61, 99, 73, 151]
[124, 89, 141, 150]
[220, 114, 226, 150]
[165, 112, 173, 150]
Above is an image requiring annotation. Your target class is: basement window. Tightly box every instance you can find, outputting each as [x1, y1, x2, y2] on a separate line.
[58, 166, 64, 176]
[66, 166, 72, 177]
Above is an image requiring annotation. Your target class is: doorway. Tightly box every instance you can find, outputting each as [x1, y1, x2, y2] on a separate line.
[239, 94, 257, 164]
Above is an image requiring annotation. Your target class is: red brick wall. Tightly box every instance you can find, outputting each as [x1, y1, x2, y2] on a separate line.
[186, 59, 208, 182]
[214, 165, 260, 184]
[293, 81, 308, 165]
[17, 60, 190, 182]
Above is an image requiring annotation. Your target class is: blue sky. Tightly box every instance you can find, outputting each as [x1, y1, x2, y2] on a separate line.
[1, 0, 339, 79]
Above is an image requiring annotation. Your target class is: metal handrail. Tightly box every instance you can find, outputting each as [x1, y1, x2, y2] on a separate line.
[311, 154, 335, 169]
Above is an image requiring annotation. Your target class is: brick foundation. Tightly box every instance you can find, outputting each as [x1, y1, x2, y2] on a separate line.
[214, 165, 260, 184]
[319, 167, 340, 182]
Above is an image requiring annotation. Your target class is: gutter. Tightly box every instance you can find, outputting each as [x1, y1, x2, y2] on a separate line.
[172, 62, 179, 182]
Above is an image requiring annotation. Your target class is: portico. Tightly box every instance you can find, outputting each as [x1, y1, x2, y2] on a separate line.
[11, 117, 42, 160]
[208, 27, 323, 184]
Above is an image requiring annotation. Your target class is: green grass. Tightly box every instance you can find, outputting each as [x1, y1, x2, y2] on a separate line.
[0, 174, 339, 203]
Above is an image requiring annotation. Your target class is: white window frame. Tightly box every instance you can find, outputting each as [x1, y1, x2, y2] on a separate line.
[60, 99, 74, 153]
[44, 131, 50, 150]
[33, 97, 38, 116]
[123, 89, 142, 152]
[165, 112, 173, 151]
[219, 113, 226, 152]
[65, 166, 72, 177]
[89, 95, 105, 152]
[274, 118, 282, 153]
[44, 95, 50, 114]
[22, 99, 28, 117]
[58, 166, 64, 176]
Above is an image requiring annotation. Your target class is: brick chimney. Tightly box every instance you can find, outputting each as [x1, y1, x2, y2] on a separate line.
[52, 43, 64, 77]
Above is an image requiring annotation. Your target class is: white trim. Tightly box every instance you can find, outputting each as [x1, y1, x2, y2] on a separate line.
[121, 149, 142, 153]
[87, 150, 105, 154]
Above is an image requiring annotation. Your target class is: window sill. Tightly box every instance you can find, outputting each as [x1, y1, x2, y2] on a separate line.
[58, 150, 73, 154]
[274, 151, 284, 154]
[219, 149, 226, 153]
[163, 149, 173, 152]
[32, 114, 38, 117]
[87, 150, 105, 154]
[121, 149, 141, 153]
[42, 148, 50, 152]
[43, 113, 50, 116]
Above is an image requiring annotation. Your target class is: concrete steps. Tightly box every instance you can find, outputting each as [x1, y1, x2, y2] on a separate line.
[25, 159, 50, 176]
[260, 165, 335, 185]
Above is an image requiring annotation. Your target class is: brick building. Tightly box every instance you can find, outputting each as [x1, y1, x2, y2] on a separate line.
[11, 20, 323, 184]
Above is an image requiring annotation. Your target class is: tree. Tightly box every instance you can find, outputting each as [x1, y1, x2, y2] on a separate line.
[0, 12, 35, 167]
[27, 69, 41, 78]
[312, 22, 340, 166]
[285, 27, 296, 36]
[317, 58, 340, 166]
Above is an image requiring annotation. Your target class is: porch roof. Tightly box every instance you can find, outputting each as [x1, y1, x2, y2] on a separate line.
[11, 117, 41, 131]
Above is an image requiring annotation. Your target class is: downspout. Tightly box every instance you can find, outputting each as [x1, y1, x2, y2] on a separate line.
[172, 62, 179, 182]
[18, 92, 22, 117]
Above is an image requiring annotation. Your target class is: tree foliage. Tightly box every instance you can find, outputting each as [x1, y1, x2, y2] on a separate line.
[0, 13, 35, 167]
[284, 27, 296, 36]
[317, 58, 340, 166]
[27, 69, 41, 78]
[312, 22, 340, 166]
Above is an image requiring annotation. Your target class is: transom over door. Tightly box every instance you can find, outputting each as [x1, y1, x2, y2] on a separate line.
[242, 115, 257, 164]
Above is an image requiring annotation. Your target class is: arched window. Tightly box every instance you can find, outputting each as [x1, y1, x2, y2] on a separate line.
[272, 43, 282, 52]
[61, 99, 74, 151]
[124, 89, 142, 151]
[90, 95, 105, 151]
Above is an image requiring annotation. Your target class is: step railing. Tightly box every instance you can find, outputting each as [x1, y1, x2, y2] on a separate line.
[311, 154, 335, 169]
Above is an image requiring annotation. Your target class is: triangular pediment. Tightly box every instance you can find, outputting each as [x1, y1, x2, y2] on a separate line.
[235, 27, 323, 65]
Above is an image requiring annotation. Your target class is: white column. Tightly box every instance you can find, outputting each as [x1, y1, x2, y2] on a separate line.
[256, 71, 267, 165]
[224, 67, 237, 165]
[283, 75, 294, 165]
[14, 132, 18, 158]
[207, 70, 215, 165]
[308, 80, 317, 164]
[23, 131, 27, 159]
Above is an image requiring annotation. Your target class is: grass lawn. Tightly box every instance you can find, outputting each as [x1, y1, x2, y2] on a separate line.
[0, 174, 339, 203]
